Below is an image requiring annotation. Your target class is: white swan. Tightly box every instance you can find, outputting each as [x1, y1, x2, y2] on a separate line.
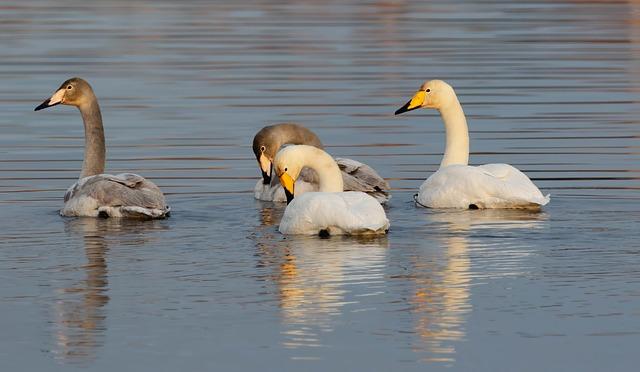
[273, 145, 389, 236]
[395, 80, 550, 209]
[35, 77, 170, 218]
[252, 123, 390, 204]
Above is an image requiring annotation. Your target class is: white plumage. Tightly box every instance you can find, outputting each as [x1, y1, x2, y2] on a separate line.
[273, 145, 389, 236]
[279, 191, 389, 235]
[395, 79, 549, 209]
[416, 164, 550, 209]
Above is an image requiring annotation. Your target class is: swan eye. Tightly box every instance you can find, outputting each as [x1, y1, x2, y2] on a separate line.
[426, 89, 430, 93]
[260, 145, 266, 152]
[284, 167, 288, 172]
[67, 85, 72, 90]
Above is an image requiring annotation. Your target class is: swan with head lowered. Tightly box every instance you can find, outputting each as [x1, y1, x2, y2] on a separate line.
[35, 77, 170, 218]
[252, 123, 389, 204]
[395, 80, 549, 209]
[274, 145, 389, 236]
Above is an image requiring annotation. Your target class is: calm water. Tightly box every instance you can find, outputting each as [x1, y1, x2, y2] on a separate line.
[1, 0, 640, 370]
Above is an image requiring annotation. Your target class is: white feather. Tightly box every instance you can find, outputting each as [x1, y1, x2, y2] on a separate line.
[417, 164, 550, 209]
[279, 191, 389, 235]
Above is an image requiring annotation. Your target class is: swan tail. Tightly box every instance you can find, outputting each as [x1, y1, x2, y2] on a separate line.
[111, 205, 171, 219]
[539, 194, 551, 206]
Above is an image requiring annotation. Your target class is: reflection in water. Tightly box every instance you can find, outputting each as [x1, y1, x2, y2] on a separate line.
[53, 219, 109, 364]
[277, 237, 388, 354]
[255, 201, 285, 229]
[410, 234, 471, 364]
[428, 209, 549, 232]
[410, 209, 547, 363]
[254, 203, 388, 359]
[52, 218, 167, 364]
[1, 0, 638, 369]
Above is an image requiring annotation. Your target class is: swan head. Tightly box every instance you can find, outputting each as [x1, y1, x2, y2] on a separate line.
[252, 128, 276, 185]
[35, 77, 96, 111]
[252, 124, 323, 185]
[273, 145, 310, 204]
[395, 80, 457, 115]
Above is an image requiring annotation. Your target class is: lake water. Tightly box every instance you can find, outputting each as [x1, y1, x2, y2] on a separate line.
[1, 0, 640, 370]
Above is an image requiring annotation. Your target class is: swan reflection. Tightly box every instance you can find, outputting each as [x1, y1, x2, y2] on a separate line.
[254, 207, 389, 359]
[52, 218, 167, 364]
[410, 209, 547, 363]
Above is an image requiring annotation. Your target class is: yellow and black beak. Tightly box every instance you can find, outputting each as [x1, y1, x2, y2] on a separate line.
[278, 172, 295, 204]
[258, 153, 272, 184]
[394, 90, 425, 115]
[34, 88, 65, 111]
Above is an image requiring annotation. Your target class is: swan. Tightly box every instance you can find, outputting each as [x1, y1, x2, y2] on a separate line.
[35, 77, 170, 218]
[252, 123, 390, 204]
[273, 145, 389, 236]
[395, 80, 550, 209]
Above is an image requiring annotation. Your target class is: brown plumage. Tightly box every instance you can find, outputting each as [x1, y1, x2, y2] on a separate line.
[36, 78, 170, 218]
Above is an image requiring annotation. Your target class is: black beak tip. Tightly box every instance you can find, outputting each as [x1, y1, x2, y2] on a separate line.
[395, 101, 411, 116]
[284, 189, 294, 205]
[261, 171, 271, 185]
[34, 101, 49, 111]
[34, 99, 56, 111]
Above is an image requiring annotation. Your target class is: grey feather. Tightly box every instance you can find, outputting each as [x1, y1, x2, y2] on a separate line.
[336, 158, 390, 203]
[64, 173, 170, 218]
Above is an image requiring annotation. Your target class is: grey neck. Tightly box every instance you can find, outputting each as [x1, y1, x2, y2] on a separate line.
[78, 98, 106, 178]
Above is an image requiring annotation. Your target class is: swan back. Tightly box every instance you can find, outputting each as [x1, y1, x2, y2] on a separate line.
[417, 164, 550, 209]
[62, 173, 170, 218]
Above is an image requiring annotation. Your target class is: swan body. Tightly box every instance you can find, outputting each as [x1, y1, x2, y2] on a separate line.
[395, 80, 549, 209]
[274, 145, 389, 236]
[417, 164, 550, 209]
[62, 173, 169, 218]
[35, 77, 170, 218]
[252, 123, 389, 204]
[279, 192, 389, 235]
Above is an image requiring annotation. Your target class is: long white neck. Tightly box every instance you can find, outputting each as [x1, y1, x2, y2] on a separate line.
[77, 97, 106, 178]
[438, 98, 469, 167]
[300, 147, 343, 192]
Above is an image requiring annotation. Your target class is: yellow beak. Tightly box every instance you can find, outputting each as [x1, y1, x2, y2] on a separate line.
[278, 172, 295, 204]
[394, 90, 425, 115]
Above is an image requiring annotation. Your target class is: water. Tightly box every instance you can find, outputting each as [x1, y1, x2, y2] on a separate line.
[1, 0, 640, 370]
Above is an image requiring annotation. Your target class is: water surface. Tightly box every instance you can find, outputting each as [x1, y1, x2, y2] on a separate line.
[1, 0, 640, 371]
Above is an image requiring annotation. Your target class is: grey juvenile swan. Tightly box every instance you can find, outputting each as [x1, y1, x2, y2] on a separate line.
[252, 123, 390, 204]
[35, 77, 170, 218]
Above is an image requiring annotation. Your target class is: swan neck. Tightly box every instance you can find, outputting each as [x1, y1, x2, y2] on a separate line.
[302, 149, 343, 192]
[439, 98, 469, 167]
[78, 98, 106, 178]
[273, 127, 323, 153]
